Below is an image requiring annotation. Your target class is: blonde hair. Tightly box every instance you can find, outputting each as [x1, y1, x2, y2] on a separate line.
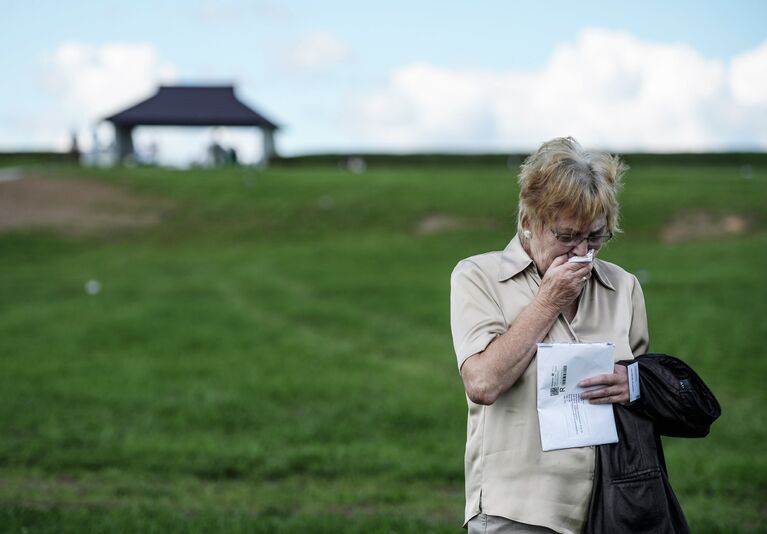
[517, 137, 626, 237]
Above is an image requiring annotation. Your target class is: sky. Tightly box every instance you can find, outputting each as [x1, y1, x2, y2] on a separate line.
[2, 0, 767, 164]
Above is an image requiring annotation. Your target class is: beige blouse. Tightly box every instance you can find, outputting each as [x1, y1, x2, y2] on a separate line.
[450, 235, 649, 533]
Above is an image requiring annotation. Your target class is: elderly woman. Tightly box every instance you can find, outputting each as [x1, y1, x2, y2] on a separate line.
[450, 137, 648, 533]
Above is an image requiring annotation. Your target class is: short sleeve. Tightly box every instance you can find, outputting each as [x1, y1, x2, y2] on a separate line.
[450, 259, 507, 370]
[629, 275, 650, 356]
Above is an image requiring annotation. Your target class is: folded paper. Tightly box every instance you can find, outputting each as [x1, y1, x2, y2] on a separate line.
[536, 342, 618, 451]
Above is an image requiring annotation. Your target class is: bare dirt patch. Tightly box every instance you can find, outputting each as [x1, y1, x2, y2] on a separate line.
[661, 210, 749, 243]
[415, 213, 498, 236]
[0, 173, 170, 237]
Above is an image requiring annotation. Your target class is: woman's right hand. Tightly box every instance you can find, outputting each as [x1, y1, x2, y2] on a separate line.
[536, 255, 593, 313]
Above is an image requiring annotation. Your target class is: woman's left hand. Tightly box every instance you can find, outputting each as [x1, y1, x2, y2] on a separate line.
[578, 364, 629, 404]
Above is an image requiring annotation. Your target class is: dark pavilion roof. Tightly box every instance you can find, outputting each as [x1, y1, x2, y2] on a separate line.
[104, 85, 279, 129]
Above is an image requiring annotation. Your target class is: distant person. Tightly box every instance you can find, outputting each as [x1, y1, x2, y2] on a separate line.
[450, 137, 647, 533]
[69, 130, 80, 163]
[226, 147, 239, 166]
[208, 142, 227, 167]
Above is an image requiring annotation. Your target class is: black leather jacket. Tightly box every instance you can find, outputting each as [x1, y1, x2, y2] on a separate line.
[585, 354, 721, 534]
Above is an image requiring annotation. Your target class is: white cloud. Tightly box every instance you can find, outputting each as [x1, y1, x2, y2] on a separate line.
[45, 42, 177, 125]
[730, 40, 767, 107]
[281, 30, 352, 71]
[350, 30, 767, 151]
[37, 41, 177, 152]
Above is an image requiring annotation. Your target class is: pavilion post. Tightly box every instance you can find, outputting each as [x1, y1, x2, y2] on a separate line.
[260, 126, 277, 167]
[114, 125, 135, 164]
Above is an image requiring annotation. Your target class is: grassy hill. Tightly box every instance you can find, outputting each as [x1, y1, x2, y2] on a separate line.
[0, 159, 765, 532]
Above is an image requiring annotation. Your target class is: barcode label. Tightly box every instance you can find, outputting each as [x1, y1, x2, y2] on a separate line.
[548, 364, 568, 396]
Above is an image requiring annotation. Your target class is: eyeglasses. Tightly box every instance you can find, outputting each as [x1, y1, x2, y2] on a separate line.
[550, 228, 613, 247]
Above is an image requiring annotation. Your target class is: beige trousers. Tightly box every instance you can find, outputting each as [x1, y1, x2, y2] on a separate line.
[467, 513, 559, 534]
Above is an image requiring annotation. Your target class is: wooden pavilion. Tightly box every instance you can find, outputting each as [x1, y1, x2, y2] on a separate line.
[104, 85, 280, 166]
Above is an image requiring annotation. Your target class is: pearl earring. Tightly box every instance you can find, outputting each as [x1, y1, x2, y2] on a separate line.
[523, 229, 532, 239]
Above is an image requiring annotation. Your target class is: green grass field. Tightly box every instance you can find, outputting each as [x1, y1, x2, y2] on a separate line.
[1, 159, 765, 532]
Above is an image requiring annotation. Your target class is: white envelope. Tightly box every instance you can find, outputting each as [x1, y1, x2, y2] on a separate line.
[536, 342, 619, 451]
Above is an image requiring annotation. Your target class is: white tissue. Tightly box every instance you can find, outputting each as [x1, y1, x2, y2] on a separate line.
[568, 249, 595, 263]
